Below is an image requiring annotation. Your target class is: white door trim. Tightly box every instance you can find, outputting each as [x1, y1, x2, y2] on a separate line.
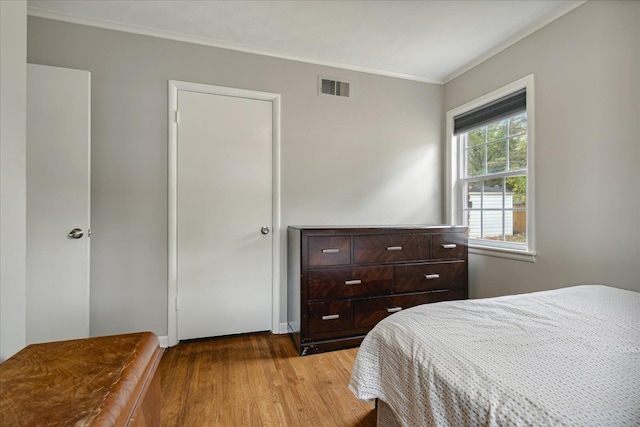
[167, 80, 281, 347]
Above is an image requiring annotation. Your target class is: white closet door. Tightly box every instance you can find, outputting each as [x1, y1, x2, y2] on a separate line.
[27, 64, 91, 344]
[177, 90, 272, 340]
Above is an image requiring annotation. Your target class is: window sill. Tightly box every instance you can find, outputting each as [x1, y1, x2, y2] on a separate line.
[469, 244, 537, 263]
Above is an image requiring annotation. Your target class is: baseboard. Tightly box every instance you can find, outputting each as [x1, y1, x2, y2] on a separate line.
[277, 322, 289, 334]
[158, 335, 169, 348]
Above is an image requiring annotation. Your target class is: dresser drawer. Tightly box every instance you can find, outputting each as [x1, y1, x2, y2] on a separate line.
[432, 233, 466, 260]
[307, 300, 351, 333]
[308, 266, 393, 300]
[395, 261, 466, 293]
[308, 236, 351, 267]
[353, 293, 431, 329]
[289, 226, 468, 355]
[430, 288, 466, 303]
[353, 234, 429, 264]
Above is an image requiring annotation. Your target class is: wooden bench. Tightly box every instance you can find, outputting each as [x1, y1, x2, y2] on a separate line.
[0, 332, 163, 426]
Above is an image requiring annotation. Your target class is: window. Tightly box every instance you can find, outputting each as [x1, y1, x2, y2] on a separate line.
[446, 75, 535, 262]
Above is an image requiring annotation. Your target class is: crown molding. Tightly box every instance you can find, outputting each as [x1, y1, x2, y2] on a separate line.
[27, 6, 443, 85]
[443, 1, 587, 84]
[28, 1, 586, 87]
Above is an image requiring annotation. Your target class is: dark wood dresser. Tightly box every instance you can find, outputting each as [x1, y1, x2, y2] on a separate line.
[287, 226, 468, 355]
[0, 332, 163, 426]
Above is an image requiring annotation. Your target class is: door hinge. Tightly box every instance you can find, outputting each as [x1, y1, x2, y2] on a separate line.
[175, 297, 178, 311]
[175, 110, 180, 124]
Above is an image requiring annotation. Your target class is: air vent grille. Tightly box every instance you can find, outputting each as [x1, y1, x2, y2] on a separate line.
[319, 76, 351, 98]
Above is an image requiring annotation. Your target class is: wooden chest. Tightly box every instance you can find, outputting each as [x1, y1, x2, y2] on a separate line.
[288, 226, 468, 355]
[0, 332, 163, 426]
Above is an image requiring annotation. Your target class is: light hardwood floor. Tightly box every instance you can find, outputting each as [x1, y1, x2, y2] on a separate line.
[160, 333, 376, 426]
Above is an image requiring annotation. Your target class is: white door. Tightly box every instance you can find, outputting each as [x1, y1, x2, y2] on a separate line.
[26, 64, 91, 344]
[177, 90, 272, 340]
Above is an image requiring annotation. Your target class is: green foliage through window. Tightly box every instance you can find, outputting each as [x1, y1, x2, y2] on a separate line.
[464, 113, 527, 182]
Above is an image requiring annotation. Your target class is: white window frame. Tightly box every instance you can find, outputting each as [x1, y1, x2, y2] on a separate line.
[446, 75, 536, 262]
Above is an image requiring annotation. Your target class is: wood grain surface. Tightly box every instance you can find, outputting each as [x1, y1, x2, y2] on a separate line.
[160, 333, 375, 426]
[0, 332, 162, 427]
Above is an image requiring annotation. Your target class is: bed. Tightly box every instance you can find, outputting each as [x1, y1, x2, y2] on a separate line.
[349, 285, 640, 426]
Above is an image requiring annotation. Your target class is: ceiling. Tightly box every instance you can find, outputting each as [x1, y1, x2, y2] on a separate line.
[27, 0, 585, 84]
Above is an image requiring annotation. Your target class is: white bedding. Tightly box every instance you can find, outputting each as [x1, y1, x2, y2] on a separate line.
[349, 285, 640, 426]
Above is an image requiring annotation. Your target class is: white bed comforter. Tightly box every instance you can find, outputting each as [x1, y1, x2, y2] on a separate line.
[349, 285, 640, 426]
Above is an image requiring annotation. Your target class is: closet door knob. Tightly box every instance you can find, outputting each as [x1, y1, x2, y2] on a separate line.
[261, 226, 270, 235]
[68, 228, 84, 239]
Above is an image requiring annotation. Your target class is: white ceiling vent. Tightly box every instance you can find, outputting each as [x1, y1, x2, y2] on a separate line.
[319, 76, 351, 99]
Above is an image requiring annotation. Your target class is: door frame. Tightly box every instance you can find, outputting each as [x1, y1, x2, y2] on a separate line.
[167, 80, 281, 347]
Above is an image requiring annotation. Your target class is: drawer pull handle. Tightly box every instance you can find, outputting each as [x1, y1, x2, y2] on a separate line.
[321, 248, 340, 254]
[344, 279, 362, 285]
[442, 244, 457, 249]
[425, 274, 440, 280]
[322, 314, 340, 320]
[386, 246, 403, 251]
[386, 307, 402, 313]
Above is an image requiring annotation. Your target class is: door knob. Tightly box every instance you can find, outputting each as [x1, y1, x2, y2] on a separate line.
[261, 226, 270, 235]
[68, 228, 84, 239]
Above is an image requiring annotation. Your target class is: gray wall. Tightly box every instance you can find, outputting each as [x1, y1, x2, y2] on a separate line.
[27, 17, 443, 338]
[444, 1, 640, 297]
[1, 0, 27, 361]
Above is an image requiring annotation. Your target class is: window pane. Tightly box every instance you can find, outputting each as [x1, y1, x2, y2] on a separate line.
[465, 177, 528, 245]
[511, 209, 527, 243]
[509, 135, 527, 170]
[466, 181, 484, 208]
[480, 208, 504, 240]
[487, 120, 507, 142]
[483, 178, 503, 195]
[506, 176, 526, 205]
[487, 140, 506, 173]
[471, 180, 498, 238]
[506, 176, 526, 244]
[466, 181, 483, 238]
[509, 113, 527, 136]
[465, 146, 485, 177]
[467, 127, 485, 147]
